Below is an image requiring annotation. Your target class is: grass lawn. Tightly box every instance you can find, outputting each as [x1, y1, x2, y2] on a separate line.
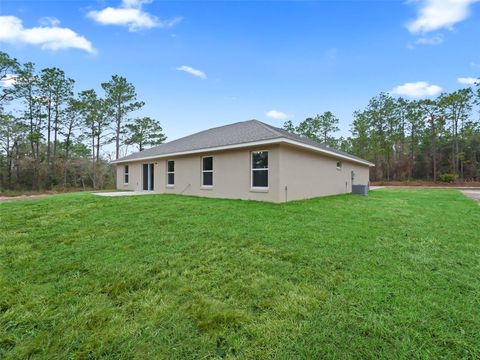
[1, 189, 479, 359]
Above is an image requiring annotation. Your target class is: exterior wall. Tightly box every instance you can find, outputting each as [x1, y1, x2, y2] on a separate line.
[116, 162, 143, 191]
[115, 143, 370, 202]
[277, 144, 370, 202]
[117, 145, 281, 202]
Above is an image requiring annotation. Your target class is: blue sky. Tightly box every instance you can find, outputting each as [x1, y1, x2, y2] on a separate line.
[1, 0, 479, 149]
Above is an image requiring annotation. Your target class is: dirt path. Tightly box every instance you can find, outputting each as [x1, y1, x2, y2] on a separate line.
[0, 194, 52, 202]
[461, 190, 480, 203]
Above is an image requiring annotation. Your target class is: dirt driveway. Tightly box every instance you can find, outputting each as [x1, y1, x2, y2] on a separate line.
[461, 190, 480, 203]
[0, 194, 53, 202]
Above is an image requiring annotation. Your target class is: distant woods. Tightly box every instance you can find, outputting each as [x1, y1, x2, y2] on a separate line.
[285, 87, 480, 182]
[1, 50, 480, 192]
[0, 51, 166, 191]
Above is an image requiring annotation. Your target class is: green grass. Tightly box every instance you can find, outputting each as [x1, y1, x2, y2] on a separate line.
[1, 190, 479, 359]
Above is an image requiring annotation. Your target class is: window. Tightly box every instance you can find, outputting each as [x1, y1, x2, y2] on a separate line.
[336, 161, 342, 170]
[167, 160, 174, 186]
[124, 165, 129, 184]
[251, 151, 268, 188]
[202, 156, 213, 186]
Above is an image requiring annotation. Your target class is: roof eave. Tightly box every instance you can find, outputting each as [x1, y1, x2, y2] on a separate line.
[111, 137, 374, 167]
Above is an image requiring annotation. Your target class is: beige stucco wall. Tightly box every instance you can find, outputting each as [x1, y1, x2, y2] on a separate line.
[116, 162, 142, 191]
[277, 144, 370, 201]
[116, 145, 281, 202]
[115, 143, 370, 202]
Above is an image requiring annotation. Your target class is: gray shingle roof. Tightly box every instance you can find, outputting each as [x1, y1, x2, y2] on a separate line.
[114, 119, 372, 165]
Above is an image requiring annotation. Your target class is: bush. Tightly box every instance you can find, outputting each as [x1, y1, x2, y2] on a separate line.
[437, 173, 457, 183]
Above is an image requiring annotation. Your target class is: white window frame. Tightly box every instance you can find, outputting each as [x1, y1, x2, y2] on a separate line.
[251, 150, 269, 190]
[123, 165, 129, 185]
[201, 156, 213, 188]
[336, 161, 342, 171]
[166, 160, 175, 187]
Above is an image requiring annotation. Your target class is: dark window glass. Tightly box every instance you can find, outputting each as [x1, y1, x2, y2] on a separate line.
[167, 160, 174, 172]
[203, 157, 213, 171]
[143, 164, 149, 190]
[252, 170, 268, 187]
[168, 173, 174, 185]
[203, 172, 213, 186]
[124, 175, 129, 184]
[252, 151, 268, 169]
[124, 165, 129, 174]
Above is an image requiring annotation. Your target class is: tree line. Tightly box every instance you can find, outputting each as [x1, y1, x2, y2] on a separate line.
[2, 49, 479, 191]
[284, 85, 480, 182]
[0, 51, 166, 191]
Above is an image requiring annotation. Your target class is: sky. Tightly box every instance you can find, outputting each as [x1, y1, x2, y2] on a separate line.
[1, 0, 479, 150]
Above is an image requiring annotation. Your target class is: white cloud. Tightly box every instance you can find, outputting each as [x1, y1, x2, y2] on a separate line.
[122, 0, 153, 8]
[88, 8, 157, 31]
[415, 34, 444, 45]
[407, 0, 479, 34]
[159, 17, 182, 28]
[176, 65, 207, 79]
[39, 17, 61, 27]
[0, 16, 95, 53]
[87, 0, 181, 32]
[0, 74, 17, 87]
[266, 110, 288, 120]
[391, 81, 442, 98]
[407, 34, 444, 49]
[457, 77, 479, 85]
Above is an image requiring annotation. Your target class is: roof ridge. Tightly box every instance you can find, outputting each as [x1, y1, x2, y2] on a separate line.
[170, 120, 253, 141]
[129, 119, 260, 156]
[251, 120, 286, 138]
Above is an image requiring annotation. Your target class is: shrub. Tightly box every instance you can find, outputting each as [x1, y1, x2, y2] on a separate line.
[437, 173, 457, 183]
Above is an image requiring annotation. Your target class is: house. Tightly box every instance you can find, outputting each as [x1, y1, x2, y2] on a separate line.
[112, 120, 374, 202]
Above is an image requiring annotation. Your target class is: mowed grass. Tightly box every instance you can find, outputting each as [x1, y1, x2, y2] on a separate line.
[0, 190, 479, 359]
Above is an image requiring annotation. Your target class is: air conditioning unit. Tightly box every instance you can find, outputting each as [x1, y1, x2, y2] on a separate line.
[352, 184, 369, 195]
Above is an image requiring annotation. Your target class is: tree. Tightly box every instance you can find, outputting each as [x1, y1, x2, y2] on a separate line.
[61, 98, 82, 187]
[101, 75, 144, 160]
[0, 112, 15, 187]
[418, 99, 443, 182]
[354, 93, 398, 180]
[0, 51, 158, 191]
[283, 120, 296, 133]
[13, 62, 43, 188]
[293, 112, 340, 147]
[52, 72, 74, 160]
[39, 68, 56, 185]
[0, 112, 27, 188]
[404, 100, 425, 179]
[39, 67, 74, 186]
[125, 117, 166, 151]
[316, 111, 340, 147]
[0, 52, 19, 103]
[439, 88, 473, 178]
[296, 117, 320, 142]
[78, 90, 110, 189]
[474, 79, 480, 106]
[350, 110, 371, 161]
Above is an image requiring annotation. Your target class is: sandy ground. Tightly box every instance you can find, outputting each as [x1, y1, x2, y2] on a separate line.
[461, 190, 480, 203]
[92, 191, 155, 197]
[0, 194, 52, 202]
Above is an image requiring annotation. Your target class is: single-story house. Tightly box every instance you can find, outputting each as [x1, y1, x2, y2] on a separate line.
[112, 120, 374, 202]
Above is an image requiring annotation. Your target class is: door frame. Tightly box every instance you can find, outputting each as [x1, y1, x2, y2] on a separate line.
[142, 163, 154, 191]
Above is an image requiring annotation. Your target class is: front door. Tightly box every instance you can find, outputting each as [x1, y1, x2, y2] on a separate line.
[142, 163, 154, 191]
